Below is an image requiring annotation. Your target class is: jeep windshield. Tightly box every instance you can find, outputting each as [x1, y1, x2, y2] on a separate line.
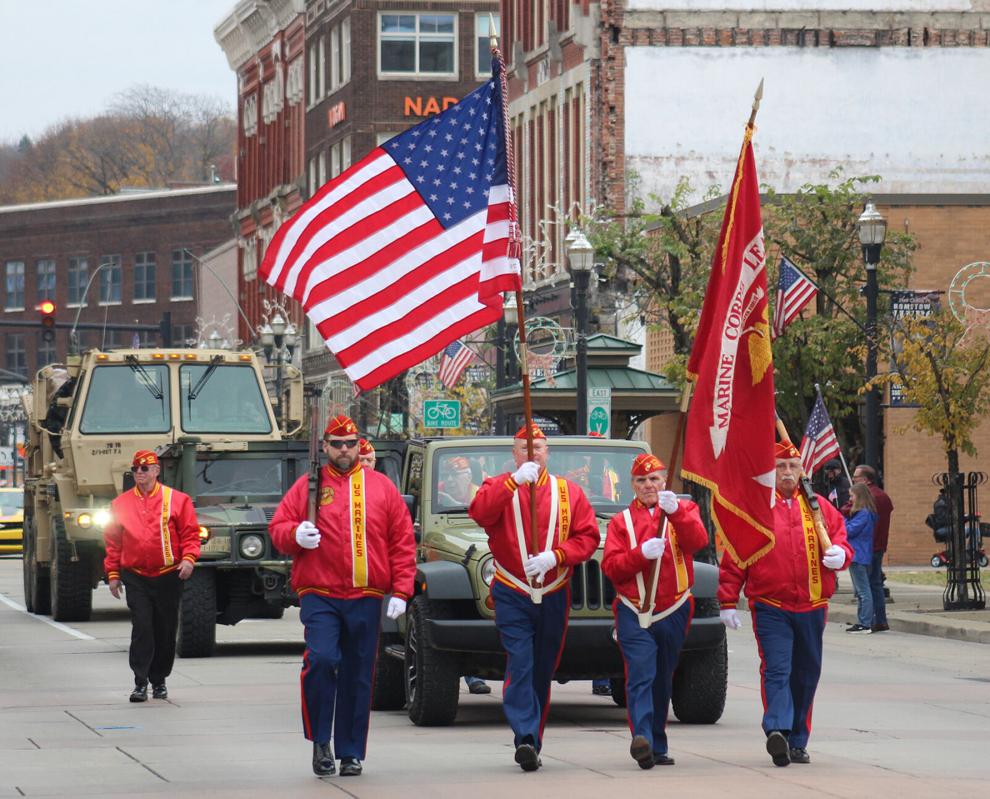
[179, 364, 273, 434]
[194, 457, 291, 504]
[432, 444, 643, 514]
[79, 364, 171, 434]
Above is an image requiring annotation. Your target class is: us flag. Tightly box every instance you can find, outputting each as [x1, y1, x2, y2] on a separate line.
[438, 340, 477, 388]
[259, 59, 521, 392]
[771, 256, 817, 338]
[799, 393, 841, 476]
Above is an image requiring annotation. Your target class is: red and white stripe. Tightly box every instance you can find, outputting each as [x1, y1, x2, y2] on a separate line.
[800, 426, 840, 476]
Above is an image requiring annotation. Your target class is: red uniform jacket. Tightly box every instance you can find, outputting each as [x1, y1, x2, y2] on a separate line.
[718, 492, 853, 613]
[270, 464, 416, 601]
[602, 499, 708, 613]
[103, 483, 200, 580]
[469, 468, 600, 595]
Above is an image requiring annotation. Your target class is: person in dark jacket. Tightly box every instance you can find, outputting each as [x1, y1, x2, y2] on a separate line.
[822, 459, 850, 509]
[844, 484, 878, 634]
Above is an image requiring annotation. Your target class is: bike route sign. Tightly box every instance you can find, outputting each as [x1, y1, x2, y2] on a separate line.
[424, 399, 461, 429]
[587, 387, 611, 436]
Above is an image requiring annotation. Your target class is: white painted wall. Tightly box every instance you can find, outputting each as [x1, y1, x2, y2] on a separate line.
[624, 47, 990, 202]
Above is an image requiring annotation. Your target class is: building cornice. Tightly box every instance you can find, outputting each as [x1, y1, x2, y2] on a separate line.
[214, 0, 305, 71]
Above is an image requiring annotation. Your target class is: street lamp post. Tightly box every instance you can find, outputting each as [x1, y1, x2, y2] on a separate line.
[858, 202, 887, 472]
[567, 231, 594, 435]
[260, 313, 297, 431]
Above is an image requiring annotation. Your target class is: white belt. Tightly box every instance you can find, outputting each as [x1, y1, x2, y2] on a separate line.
[494, 563, 568, 602]
[619, 590, 691, 627]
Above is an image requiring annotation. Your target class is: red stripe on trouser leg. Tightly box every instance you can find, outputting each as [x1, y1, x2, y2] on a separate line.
[300, 649, 314, 740]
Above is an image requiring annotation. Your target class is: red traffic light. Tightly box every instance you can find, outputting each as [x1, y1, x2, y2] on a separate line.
[38, 300, 56, 315]
[38, 300, 56, 342]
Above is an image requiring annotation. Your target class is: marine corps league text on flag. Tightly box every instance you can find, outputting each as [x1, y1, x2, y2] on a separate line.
[681, 131, 777, 568]
[438, 340, 477, 389]
[771, 255, 818, 339]
[259, 61, 521, 392]
[800, 393, 841, 477]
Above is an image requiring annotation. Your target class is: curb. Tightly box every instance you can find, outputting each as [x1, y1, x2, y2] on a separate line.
[828, 605, 990, 645]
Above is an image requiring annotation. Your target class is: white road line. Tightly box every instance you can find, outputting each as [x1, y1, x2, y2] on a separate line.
[0, 593, 95, 640]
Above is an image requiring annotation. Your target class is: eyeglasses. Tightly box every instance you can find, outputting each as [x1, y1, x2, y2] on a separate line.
[130, 465, 154, 473]
[325, 439, 359, 449]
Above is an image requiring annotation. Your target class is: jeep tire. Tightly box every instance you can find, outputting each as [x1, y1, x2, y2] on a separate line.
[22, 517, 51, 615]
[177, 568, 217, 658]
[49, 516, 92, 622]
[671, 637, 727, 724]
[609, 677, 627, 708]
[404, 596, 459, 726]
[371, 632, 406, 711]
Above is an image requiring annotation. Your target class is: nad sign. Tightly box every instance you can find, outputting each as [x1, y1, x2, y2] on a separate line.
[424, 399, 461, 429]
[587, 387, 611, 436]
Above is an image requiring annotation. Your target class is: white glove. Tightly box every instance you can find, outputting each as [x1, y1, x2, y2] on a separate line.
[720, 609, 742, 630]
[512, 461, 540, 485]
[386, 597, 407, 619]
[641, 536, 666, 560]
[523, 551, 558, 584]
[295, 521, 320, 550]
[658, 491, 679, 515]
[822, 545, 846, 570]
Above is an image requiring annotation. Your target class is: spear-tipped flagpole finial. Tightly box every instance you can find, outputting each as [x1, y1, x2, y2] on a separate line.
[489, 13, 499, 52]
[748, 78, 764, 128]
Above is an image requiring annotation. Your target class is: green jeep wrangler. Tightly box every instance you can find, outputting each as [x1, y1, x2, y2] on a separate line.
[371, 436, 727, 727]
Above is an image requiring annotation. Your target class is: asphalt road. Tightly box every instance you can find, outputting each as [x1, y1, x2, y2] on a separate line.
[1, 555, 989, 798]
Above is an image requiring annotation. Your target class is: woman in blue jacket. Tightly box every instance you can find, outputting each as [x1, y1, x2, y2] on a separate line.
[845, 483, 878, 634]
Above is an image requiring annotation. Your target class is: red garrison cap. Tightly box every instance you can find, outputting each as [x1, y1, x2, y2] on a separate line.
[446, 456, 471, 472]
[358, 438, 375, 456]
[514, 423, 546, 440]
[132, 449, 159, 467]
[774, 440, 802, 460]
[631, 453, 665, 476]
[324, 414, 359, 437]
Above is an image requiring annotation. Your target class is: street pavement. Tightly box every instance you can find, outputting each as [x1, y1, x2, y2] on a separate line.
[1, 555, 989, 797]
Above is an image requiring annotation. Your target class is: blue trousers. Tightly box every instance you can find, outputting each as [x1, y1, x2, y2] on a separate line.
[299, 594, 382, 759]
[492, 580, 569, 750]
[751, 603, 825, 749]
[869, 550, 888, 626]
[848, 563, 874, 628]
[614, 599, 692, 756]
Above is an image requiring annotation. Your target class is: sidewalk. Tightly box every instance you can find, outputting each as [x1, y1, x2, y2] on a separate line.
[828, 568, 990, 644]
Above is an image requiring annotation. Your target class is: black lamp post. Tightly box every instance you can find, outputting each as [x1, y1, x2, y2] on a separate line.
[260, 312, 297, 431]
[495, 293, 519, 435]
[567, 230, 594, 435]
[858, 201, 887, 471]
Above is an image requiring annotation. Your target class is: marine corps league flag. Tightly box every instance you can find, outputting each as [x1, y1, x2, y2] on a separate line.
[681, 128, 777, 568]
[258, 59, 521, 392]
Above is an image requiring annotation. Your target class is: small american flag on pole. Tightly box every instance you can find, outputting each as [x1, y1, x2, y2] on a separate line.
[258, 59, 520, 392]
[771, 256, 818, 338]
[799, 393, 841, 476]
[438, 340, 477, 388]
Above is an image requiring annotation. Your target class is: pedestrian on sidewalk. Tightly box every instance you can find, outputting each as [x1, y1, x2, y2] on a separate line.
[103, 450, 200, 703]
[850, 465, 893, 632]
[844, 484, 878, 634]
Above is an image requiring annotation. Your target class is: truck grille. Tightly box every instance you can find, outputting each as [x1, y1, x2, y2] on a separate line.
[570, 560, 616, 611]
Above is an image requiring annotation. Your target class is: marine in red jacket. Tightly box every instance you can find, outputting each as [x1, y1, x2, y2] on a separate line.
[103, 449, 200, 703]
[468, 424, 599, 772]
[718, 440, 853, 768]
[269, 415, 415, 779]
[602, 453, 708, 768]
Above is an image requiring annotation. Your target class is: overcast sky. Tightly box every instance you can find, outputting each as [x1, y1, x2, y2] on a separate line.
[0, 0, 238, 143]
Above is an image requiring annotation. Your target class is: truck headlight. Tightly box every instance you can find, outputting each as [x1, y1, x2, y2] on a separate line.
[239, 534, 264, 559]
[77, 513, 92, 529]
[480, 556, 495, 586]
[94, 510, 111, 527]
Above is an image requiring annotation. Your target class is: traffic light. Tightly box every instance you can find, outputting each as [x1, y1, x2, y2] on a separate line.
[38, 300, 56, 342]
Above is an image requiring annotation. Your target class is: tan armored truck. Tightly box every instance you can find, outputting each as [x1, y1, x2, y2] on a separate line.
[22, 348, 305, 654]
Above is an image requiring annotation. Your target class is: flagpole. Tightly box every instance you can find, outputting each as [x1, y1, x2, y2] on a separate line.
[815, 382, 853, 484]
[491, 25, 539, 560]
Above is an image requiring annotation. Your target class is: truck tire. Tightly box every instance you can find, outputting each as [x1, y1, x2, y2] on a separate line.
[404, 596, 459, 726]
[609, 677, 627, 708]
[49, 517, 93, 622]
[22, 517, 51, 615]
[177, 568, 217, 658]
[371, 632, 406, 711]
[671, 638, 727, 724]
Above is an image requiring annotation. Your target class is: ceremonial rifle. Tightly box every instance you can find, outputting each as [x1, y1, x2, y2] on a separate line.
[307, 392, 321, 524]
[775, 415, 832, 551]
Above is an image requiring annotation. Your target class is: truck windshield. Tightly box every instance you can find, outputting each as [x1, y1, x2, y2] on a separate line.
[179, 364, 272, 434]
[432, 444, 645, 514]
[195, 457, 285, 501]
[79, 365, 171, 434]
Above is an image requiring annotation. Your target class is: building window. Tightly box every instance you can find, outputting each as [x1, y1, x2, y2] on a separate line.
[36, 259, 56, 302]
[68, 257, 88, 306]
[329, 17, 351, 91]
[6, 334, 26, 378]
[379, 13, 456, 76]
[318, 35, 327, 99]
[4, 261, 25, 311]
[99, 256, 122, 304]
[476, 13, 500, 77]
[136, 331, 157, 348]
[171, 249, 194, 300]
[134, 252, 156, 302]
[243, 94, 258, 137]
[376, 132, 399, 146]
[330, 137, 351, 179]
[37, 331, 56, 367]
[172, 324, 195, 347]
[318, 151, 327, 186]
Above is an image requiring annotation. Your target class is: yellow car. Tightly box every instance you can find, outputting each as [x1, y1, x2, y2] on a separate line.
[0, 488, 24, 555]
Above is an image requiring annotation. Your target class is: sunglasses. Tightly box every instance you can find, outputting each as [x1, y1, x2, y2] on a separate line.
[325, 439, 359, 449]
[130, 464, 155, 473]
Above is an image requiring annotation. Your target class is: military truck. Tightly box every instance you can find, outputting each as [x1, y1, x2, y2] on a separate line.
[21, 347, 305, 656]
[371, 436, 728, 727]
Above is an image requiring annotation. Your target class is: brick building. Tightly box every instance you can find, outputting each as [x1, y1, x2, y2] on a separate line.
[0, 185, 237, 378]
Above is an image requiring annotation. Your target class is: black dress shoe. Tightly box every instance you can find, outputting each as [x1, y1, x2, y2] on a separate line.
[789, 747, 811, 764]
[630, 735, 654, 769]
[467, 681, 492, 695]
[872, 623, 890, 633]
[312, 742, 335, 776]
[151, 683, 168, 700]
[653, 754, 676, 766]
[514, 743, 541, 772]
[129, 684, 148, 703]
[766, 731, 790, 767]
[339, 757, 362, 777]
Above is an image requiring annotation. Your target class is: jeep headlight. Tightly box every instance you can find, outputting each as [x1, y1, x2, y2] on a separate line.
[77, 513, 92, 529]
[480, 556, 496, 587]
[94, 510, 111, 528]
[239, 534, 265, 559]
